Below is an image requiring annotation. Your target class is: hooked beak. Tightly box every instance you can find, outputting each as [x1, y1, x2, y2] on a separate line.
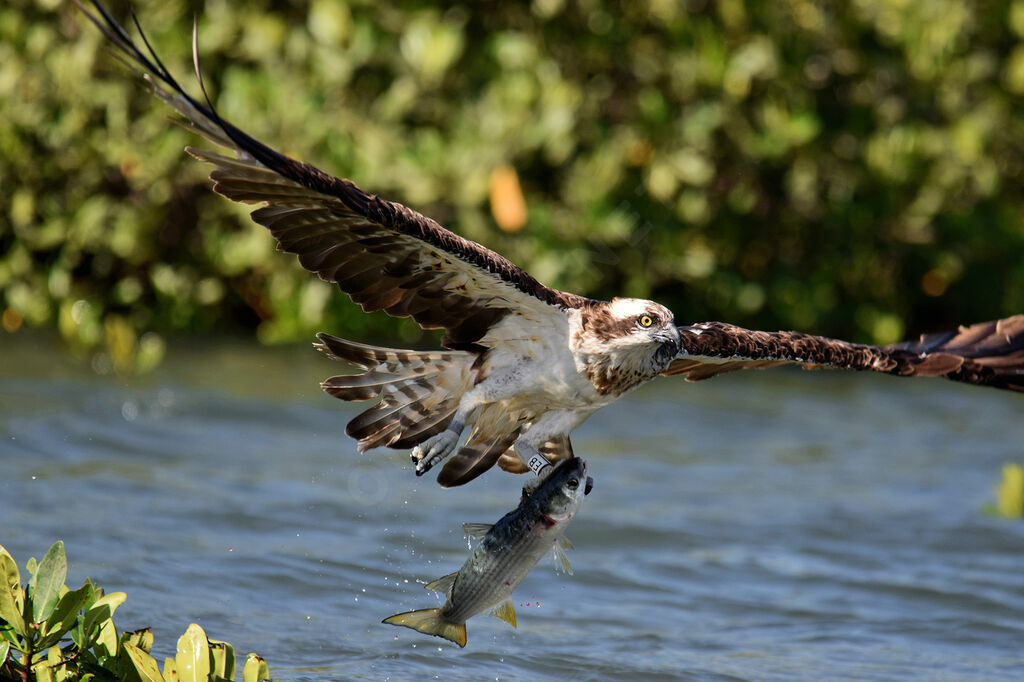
[654, 327, 681, 359]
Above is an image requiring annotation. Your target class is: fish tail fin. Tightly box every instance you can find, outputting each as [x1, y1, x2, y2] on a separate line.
[382, 608, 467, 647]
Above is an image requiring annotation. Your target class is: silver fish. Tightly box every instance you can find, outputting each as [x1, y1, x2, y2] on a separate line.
[383, 457, 592, 647]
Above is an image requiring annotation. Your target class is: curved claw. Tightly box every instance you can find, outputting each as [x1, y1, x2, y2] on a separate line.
[410, 429, 460, 475]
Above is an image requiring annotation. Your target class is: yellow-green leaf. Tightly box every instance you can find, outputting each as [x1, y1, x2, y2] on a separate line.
[122, 628, 155, 654]
[95, 618, 118, 658]
[242, 654, 269, 682]
[208, 639, 235, 679]
[162, 657, 179, 682]
[83, 591, 127, 635]
[40, 583, 90, 649]
[123, 642, 165, 682]
[175, 624, 211, 682]
[0, 546, 25, 636]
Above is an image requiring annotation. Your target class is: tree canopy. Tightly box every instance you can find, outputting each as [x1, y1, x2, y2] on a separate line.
[3, 0, 1023, 370]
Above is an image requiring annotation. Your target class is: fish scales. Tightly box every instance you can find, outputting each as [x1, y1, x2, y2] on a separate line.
[445, 510, 558, 622]
[383, 457, 591, 646]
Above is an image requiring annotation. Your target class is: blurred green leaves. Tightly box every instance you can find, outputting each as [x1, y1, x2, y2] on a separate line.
[3, 0, 1024, 369]
[991, 463, 1024, 518]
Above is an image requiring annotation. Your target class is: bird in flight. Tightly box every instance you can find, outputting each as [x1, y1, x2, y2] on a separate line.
[78, 2, 1024, 488]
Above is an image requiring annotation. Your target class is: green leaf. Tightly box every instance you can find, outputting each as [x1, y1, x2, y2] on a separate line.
[0, 546, 26, 637]
[242, 654, 269, 682]
[175, 624, 211, 682]
[0, 640, 10, 666]
[35, 664, 55, 682]
[94, 617, 119, 659]
[162, 657, 179, 682]
[208, 639, 235, 680]
[31, 542, 68, 625]
[83, 591, 127, 636]
[122, 642, 165, 682]
[122, 628, 155, 654]
[37, 584, 91, 650]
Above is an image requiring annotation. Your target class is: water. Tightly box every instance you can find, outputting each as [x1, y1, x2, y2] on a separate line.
[2, 332, 1023, 680]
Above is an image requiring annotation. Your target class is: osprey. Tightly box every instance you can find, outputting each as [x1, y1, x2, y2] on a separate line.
[80, 3, 1024, 487]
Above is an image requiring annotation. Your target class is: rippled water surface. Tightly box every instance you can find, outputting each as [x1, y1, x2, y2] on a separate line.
[2, 333, 1023, 681]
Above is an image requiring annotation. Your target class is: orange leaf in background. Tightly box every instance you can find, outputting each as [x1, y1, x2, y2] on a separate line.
[489, 165, 528, 233]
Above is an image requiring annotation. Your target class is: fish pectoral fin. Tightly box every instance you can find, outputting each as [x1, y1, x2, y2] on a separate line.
[424, 571, 459, 595]
[383, 608, 467, 648]
[552, 541, 573, 575]
[559, 535, 574, 551]
[462, 522, 493, 539]
[490, 600, 517, 628]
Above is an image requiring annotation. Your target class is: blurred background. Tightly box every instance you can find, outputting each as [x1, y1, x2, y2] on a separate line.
[4, 4, 1024, 677]
[3, 0, 1024, 369]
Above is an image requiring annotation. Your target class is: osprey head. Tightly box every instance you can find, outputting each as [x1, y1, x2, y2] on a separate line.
[574, 297, 682, 394]
[605, 297, 681, 366]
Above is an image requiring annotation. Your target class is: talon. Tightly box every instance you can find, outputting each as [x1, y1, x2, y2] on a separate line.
[409, 429, 460, 475]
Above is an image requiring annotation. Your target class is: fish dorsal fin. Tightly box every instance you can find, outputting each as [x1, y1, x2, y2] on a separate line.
[462, 522, 493, 539]
[490, 599, 517, 628]
[424, 571, 458, 595]
[553, 536, 574, 575]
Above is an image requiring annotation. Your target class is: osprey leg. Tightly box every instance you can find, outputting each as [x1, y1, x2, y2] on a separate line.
[412, 370, 537, 476]
[412, 419, 465, 475]
[513, 409, 591, 491]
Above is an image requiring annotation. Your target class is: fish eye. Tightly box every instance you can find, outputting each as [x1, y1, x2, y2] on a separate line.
[566, 477, 579, 490]
[638, 314, 654, 328]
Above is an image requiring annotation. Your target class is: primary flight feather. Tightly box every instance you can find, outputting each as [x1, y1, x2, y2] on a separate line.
[77, 2, 1024, 488]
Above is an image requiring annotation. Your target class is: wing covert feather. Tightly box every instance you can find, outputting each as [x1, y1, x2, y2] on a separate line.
[665, 317, 1024, 391]
[77, 1, 588, 350]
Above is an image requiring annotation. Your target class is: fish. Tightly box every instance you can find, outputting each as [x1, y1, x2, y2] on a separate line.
[383, 457, 593, 647]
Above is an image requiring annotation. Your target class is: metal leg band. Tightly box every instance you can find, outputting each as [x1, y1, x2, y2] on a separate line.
[527, 454, 550, 476]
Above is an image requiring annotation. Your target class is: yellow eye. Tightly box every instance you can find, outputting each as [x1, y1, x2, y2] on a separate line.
[638, 315, 654, 328]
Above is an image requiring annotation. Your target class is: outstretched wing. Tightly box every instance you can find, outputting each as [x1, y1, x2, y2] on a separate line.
[664, 316, 1024, 391]
[77, 1, 588, 350]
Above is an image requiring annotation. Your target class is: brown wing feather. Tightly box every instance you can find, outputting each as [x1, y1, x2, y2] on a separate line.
[664, 316, 1024, 391]
[77, 1, 588, 350]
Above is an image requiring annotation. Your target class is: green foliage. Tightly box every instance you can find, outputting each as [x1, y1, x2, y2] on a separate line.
[984, 463, 1024, 518]
[4, 0, 1024, 368]
[0, 542, 270, 682]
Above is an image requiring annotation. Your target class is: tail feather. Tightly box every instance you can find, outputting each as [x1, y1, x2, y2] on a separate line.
[315, 333, 463, 371]
[391, 404, 459, 449]
[382, 608, 467, 647]
[316, 334, 477, 451]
